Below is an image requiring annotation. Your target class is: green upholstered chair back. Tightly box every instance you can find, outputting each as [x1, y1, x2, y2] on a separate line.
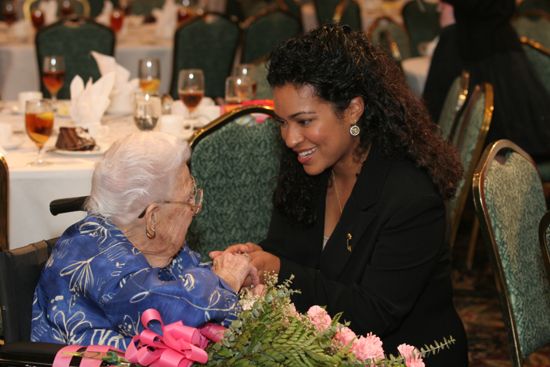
[89, 0, 120, 18]
[333, 0, 362, 31]
[447, 83, 493, 248]
[519, 37, 550, 96]
[240, 8, 301, 64]
[35, 18, 115, 100]
[472, 139, 550, 367]
[401, 0, 440, 57]
[0, 155, 7, 252]
[438, 71, 469, 140]
[518, 0, 550, 15]
[512, 14, 550, 49]
[367, 16, 412, 61]
[312, 0, 340, 25]
[0, 240, 54, 342]
[187, 106, 282, 257]
[539, 211, 550, 281]
[170, 13, 240, 99]
[128, 0, 165, 15]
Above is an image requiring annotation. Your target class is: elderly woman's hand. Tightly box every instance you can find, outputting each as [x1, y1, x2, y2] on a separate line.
[212, 252, 259, 292]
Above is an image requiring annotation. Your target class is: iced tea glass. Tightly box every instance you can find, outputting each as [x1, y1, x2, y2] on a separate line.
[25, 99, 54, 165]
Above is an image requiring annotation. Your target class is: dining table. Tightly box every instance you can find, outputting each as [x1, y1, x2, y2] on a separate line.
[0, 19, 173, 100]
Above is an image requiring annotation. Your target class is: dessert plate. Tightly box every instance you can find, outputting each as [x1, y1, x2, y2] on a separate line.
[50, 145, 105, 157]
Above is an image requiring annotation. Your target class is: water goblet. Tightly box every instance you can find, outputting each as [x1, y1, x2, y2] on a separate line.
[25, 99, 54, 166]
[138, 58, 161, 93]
[42, 55, 65, 102]
[233, 64, 257, 99]
[134, 92, 161, 130]
[178, 69, 204, 115]
[225, 76, 254, 104]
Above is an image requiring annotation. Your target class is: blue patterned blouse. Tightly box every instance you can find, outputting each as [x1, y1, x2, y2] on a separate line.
[31, 214, 239, 350]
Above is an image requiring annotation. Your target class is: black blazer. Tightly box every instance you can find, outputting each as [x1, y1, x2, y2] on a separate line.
[261, 146, 468, 366]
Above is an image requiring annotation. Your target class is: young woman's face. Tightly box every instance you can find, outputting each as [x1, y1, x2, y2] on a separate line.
[273, 83, 362, 176]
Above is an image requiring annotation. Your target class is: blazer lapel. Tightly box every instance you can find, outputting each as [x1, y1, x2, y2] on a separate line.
[320, 145, 392, 278]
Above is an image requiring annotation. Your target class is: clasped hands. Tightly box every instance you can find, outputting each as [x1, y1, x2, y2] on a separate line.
[210, 242, 281, 289]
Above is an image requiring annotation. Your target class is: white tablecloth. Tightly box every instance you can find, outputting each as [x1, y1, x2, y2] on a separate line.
[401, 56, 431, 96]
[0, 22, 172, 100]
[2, 108, 137, 249]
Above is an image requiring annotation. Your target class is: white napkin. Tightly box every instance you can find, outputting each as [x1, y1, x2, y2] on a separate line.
[69, 73, 116, 130]
[171, 97, 221, 127]
[39, 0, 58, 26]
[152, 0, 178, 40]
[95, 0, 113, 26]
[91, 51, 139, 114]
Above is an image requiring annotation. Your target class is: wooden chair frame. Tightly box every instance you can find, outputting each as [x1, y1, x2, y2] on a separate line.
[447, 83, 493, 250]
[442, 70, 470, 140]
[472, 139, 546, 367]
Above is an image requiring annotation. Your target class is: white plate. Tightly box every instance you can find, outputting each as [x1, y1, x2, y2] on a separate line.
[50, 145, 104, 157]
[2, 136, 23, 150]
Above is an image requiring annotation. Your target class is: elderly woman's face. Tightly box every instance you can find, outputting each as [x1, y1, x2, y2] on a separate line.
[156, 164, 198, 255]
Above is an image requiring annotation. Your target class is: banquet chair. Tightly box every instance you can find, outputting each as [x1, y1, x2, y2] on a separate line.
[472, 139, 550, 367]
[518, 0, 550, 15]
[0, 238, 63, 367]
[333, 0, 361, 31]
[187, 105, 282, 257]
[0, 153, 8, 252]
[312, 0, 339, 25]
[170, 12, 240, 99]
[512, 13, 550, 49]
[275, 0, 301, 19]
[447, 83, 493, 251]
[401, 0, 440, 57]
[367, 17, 412, 61]
[35, 18, 115, 100]
[128, 0, 164, 15]
[519, 36, 550, 95]
[240, 8, 301, 64]
[539, 211, 550, 280]
[23, 0, 91, 21]
[438, 71, 470, 140]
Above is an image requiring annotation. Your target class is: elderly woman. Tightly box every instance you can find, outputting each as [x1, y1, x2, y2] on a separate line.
[31, 132, 257, 350]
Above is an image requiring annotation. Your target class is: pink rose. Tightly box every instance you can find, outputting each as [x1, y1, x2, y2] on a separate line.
[333, 326, 357, 347]
[351, 333, 385, 362]
[398, 344, 425, 367]
[306, 305, 332, 331]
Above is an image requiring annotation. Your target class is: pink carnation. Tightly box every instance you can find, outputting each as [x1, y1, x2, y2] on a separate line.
[398, 344, 425, 367]
[351, 333, 385, 362]
[306, 305, 332, 331]
[333, 326, 357, 347]
[286, 303, 300, 318]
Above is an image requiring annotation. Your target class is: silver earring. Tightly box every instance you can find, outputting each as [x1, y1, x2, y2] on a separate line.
[349, 124, 360, 137]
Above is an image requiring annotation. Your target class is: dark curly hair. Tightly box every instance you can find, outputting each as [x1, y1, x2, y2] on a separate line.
[267, 24, 463, 226]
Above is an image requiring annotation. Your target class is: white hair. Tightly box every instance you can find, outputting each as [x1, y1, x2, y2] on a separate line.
[86, 131, 191, 225]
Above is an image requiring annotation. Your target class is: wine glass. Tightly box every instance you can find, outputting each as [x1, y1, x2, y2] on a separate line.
[25, 99, 54, 166]
[225, 76, 254, 104]
[31, 8, 45, 30]
[233, 64, 257, 99]
[138, 58, 161, 93]
[1, 0, 17, 26]
[60, 0, 73, 18]
[42, 55, 65, 102]
[178, 69, 204, 115]
[110, 8, 125, 33]
[134, 92, 161, 130]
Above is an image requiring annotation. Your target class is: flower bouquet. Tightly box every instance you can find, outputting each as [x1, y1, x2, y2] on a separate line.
[205, 274, 455, 367]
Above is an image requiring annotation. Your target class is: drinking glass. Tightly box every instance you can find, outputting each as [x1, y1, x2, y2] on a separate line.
[233, 64, 257, 99]
[110, 8, 125, 33]
[134, 92, 161, 130]
[1, 0, 17, 26]
[225, 76, 254, 104]
[178, 69, 204, 114]
[138, 58, 161, 93]
[60, 0, 73, 17]
[42, 55, 65, 102]
[25, 99, 54, 166]
[31, 8, 45, 30]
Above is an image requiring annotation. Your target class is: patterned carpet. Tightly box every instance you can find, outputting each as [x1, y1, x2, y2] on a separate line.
[452, 218, 550, 367]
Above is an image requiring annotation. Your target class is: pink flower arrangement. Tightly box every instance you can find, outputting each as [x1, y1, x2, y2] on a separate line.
[351, 332, 385, 363]
[398, 343, 426, 367]
[306, 305, 332, 332]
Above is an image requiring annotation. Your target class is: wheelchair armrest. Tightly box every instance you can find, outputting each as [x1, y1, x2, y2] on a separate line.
[0, 341, 64, 366]
[49, 196, 88, 216]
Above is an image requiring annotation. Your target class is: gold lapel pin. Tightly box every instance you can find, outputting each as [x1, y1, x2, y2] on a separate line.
[346, 233, 353, 252]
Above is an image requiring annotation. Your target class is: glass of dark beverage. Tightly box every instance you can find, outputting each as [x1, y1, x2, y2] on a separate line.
[31, 8, 45, 30]
[110, 8, 124, 33]
[178, 69, 204, 115]
[233, 64, 257, 99]
[2, 0, 17, 26]
[42, 55, 65, 102]
[134, 92, 161, 130]
[25, 99, 54, 165]
[60, 0, 73, 17]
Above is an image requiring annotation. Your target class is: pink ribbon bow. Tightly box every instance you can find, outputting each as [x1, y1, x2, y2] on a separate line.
[125, 308, 226, 367]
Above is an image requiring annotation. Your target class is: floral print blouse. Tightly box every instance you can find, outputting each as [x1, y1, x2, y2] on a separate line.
[31, 214, 239, 350]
